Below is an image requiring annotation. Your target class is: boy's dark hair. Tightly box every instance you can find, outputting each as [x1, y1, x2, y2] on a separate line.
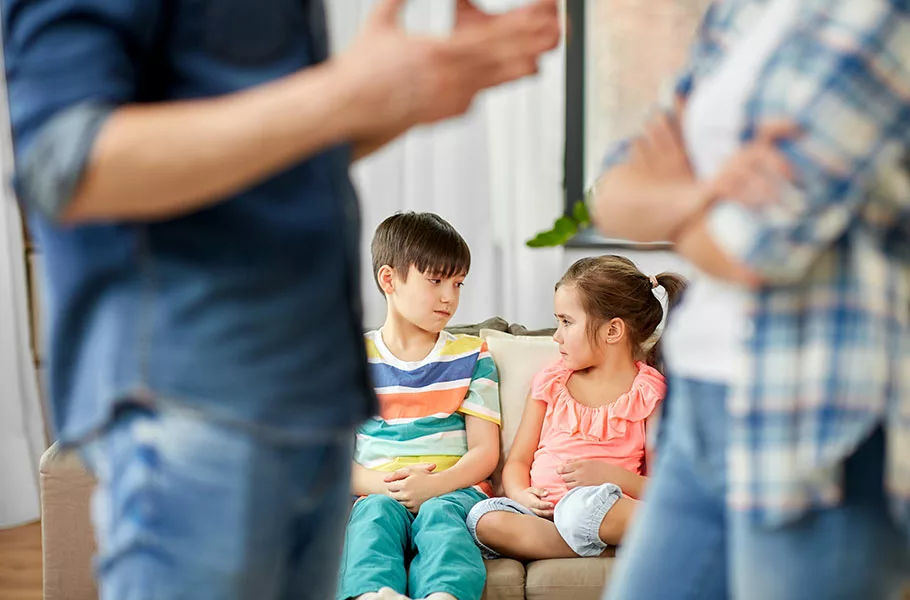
[371, 212, 471, 293]
[557, 255, 688, 367]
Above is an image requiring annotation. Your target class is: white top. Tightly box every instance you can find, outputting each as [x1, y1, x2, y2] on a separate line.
[662, 0, 801, 382]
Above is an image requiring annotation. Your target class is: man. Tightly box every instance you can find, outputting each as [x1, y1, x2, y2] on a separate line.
[3, 0, 560, 598]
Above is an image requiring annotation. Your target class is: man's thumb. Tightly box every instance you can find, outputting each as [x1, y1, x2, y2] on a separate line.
[367, 0, 407, 29]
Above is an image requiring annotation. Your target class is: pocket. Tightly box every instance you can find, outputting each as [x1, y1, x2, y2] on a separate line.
[204, 0, 301, 66]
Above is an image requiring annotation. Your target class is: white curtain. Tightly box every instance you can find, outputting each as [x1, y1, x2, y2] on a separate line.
[327, 0, 566, 329]
[0, 45, 46, 528]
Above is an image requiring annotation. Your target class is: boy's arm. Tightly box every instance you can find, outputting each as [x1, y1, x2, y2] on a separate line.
[427, 415, 500, 495]
[351, 462, 392, 497]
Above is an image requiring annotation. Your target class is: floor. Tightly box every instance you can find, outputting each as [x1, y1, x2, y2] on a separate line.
[0, 521, 42, 600]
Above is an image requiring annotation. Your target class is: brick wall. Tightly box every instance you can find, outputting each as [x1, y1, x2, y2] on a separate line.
[585, 0, 711, 180]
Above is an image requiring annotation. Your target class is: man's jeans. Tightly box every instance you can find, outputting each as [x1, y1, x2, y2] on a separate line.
[80, 405, 354, 600]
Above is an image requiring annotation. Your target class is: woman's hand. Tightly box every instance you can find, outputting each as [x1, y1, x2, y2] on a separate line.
[629, 109, 694, 184]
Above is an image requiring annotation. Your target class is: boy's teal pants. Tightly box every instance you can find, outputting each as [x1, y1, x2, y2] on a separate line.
[336, 488, 487, 600]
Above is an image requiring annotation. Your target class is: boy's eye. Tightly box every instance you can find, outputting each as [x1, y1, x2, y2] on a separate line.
[456, 282, 465, 288]
[428, 278, 441, 285]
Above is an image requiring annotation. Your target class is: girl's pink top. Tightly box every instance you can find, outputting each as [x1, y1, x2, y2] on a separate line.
[529, 361, 666, 504]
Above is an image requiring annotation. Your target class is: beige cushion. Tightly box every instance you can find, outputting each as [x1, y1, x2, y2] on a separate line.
[40, 442, 98, 600]
[481, 559, 526, 600]
[480, 330, 560, 464]
[525, 558, 615, 600]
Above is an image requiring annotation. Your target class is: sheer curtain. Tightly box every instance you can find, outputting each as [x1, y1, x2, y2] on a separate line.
[0, 44, 46, 528]
[327, 0, 566, 329]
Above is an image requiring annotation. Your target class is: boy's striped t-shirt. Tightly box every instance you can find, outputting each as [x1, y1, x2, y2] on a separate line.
[355, 330, 501, 494]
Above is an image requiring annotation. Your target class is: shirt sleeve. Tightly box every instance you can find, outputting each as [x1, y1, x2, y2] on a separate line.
[706, 0, 910, 285]
[4, 0, 161, 219]
[599, 1, 724, 172]
[458, 342, 501, 427]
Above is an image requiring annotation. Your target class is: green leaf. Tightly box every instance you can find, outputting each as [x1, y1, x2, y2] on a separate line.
[572, 200, 590, 226]
[553, 216, 577, 237]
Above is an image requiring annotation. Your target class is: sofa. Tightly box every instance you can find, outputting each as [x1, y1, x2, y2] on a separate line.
[39, 320, 614, 600]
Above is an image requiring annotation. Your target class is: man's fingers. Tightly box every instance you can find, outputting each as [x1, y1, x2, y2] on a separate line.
[532, 508, 554, 519]
[529, 487, 549, 498]
[366, 0, 407, 30]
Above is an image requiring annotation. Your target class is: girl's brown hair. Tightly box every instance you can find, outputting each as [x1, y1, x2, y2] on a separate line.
[556, 255, 687, 367]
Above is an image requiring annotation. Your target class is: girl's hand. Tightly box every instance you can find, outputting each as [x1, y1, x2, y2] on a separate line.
[514, 487, 555, 518]
[384, 463, 438, 513]
[706, 121, 798, 208]
[558, 460, 631, 490]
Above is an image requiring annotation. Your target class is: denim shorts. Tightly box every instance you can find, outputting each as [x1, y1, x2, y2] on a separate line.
[79, 405, 355, 600]
[467, 483, 622, 558]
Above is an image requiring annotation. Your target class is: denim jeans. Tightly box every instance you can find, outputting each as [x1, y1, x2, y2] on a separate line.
[604, 378, 910, 600]
[79, 405, 354, 600]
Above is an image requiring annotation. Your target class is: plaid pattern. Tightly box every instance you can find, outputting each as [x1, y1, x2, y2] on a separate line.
[605, 0, 910, 527]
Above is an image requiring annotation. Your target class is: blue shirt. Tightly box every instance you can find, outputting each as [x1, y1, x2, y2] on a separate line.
[4, 0, 377, 443]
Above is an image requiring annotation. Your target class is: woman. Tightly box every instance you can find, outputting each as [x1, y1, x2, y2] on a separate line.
[593, 1, 910, 598]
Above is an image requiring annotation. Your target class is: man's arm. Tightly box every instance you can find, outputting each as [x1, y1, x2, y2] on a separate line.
[6, 0, 560, 225]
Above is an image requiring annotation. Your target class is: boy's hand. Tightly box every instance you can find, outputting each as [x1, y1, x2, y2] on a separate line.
[513, 487, 555, 519]
[558, 460, 630, 490]
[384, 464, 439, 513]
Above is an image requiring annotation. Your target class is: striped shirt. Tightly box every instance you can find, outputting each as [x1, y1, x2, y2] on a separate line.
[604, 0, 910, 528]
[355, 331, 501, 494]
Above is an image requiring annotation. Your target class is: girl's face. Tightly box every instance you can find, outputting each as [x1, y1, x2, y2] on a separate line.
[552, 284, 604, 370]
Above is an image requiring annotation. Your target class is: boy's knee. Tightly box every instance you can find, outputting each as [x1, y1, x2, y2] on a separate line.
[416, 496, 461, 519]
[353, 494, 408, 519]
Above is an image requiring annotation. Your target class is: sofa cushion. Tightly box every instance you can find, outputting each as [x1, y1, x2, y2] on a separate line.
[525, 557, 615, 600]
[40, 442, 98, 600]
[480, 330, 560, 475]
[481, 559, 526, 600]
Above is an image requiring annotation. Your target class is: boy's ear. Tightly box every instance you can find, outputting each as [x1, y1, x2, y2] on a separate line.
[377, 265, 396, 295]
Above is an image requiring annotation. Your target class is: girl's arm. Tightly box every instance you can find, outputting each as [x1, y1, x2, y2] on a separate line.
[501, 393, 547, 498]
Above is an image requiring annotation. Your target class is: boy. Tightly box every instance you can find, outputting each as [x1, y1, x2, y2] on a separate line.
[337, 212, 501, 600]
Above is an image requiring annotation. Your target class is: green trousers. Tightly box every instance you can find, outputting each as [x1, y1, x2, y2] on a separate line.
[336, 488, 487, 600]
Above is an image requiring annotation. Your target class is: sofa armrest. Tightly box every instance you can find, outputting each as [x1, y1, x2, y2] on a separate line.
[40, 441, 98, 600]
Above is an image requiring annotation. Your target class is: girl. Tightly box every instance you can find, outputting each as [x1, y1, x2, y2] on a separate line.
[466, 256, 686, 560]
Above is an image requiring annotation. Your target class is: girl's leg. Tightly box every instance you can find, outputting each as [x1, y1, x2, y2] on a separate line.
[474, 510, 577, 561]
[335, 495, 412, 600]
[554, 483, 627, 556]
[467, 496, 578, 560]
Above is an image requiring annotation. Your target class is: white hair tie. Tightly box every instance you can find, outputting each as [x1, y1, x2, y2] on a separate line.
[649, 275, 659, 289]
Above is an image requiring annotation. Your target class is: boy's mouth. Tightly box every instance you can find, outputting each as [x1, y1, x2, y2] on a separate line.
[434, 310, 451, 318]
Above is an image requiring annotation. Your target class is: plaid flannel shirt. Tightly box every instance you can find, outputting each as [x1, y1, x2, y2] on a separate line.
[603, 0, 910, 528]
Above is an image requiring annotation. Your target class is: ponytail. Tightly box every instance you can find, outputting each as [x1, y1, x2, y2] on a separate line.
[644, 272, 688, 368]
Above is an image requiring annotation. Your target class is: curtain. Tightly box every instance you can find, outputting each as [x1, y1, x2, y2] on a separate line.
[0, 41, 46, 528]
[326, 0, 566, 329]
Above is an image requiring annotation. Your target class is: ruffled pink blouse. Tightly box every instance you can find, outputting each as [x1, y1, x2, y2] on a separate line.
[528, 361, 666, 504]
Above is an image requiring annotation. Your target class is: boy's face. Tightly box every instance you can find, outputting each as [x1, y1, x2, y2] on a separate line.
[389, 265, 465, 333]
